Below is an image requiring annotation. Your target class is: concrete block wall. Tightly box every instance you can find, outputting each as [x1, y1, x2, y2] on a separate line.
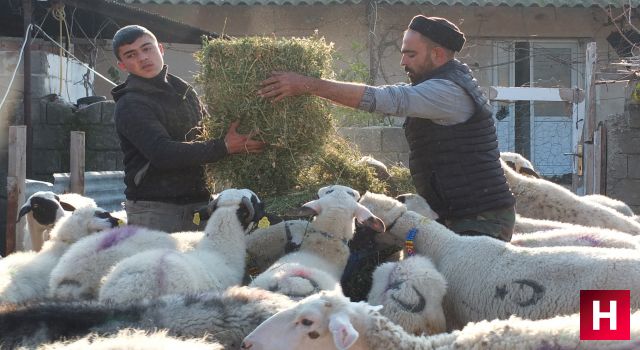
[32, 100, 122, 181]
[597, 81, 640, 214]
[337, 126, 409, 166]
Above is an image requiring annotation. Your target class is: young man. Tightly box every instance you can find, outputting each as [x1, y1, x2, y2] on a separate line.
[258, 15, 515, 241]
[112, 25, 265, 232]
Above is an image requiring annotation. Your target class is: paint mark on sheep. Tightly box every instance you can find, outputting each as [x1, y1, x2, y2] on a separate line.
[97, 225, 140, 251]
[578, 235, 600, 246]
[390, 285, 426, 313]
[494, 279, 545, 307]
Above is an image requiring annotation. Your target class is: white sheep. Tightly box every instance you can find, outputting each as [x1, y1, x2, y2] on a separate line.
[392, 191, 639, 250]
[510, 226, 640, 249]
[583, 194, 635, 217]
[249, 185, 385, 299]
[359, 191, 640, 330]
[49, 224, 202, 301]
[0, 207, 119, 304]
[501, 159, 640, 234]
[358, 156, 390, 180]
[98, 189, 265, 304]
[36, 329, 223, 350]
[500, 152, 636, 217]
[246, 219, 311, 276]
[512, 215, 579, 233]
[500, 151, 540, 178]
[1, 286, 293, 350]
[367, 254, 447, 335]
[242, 289, 640, 350]
[17, 191, 97, 252]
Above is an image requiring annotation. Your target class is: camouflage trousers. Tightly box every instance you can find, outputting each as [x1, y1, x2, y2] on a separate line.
[444, 205, 516, 242]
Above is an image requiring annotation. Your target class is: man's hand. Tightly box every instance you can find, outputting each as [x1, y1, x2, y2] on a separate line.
[224, 121, 266, 154]
[258, 72, 312, 102]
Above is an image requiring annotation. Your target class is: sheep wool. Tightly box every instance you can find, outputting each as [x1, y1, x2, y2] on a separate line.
[367, 255, 447, 335]
[0, 286, 293, 349]
[98, 189, 264, 304]
[243, 290, 640, 350]
[501, 159, 640, 234]
[0, 207, 118, 304]
[359, 191, 640, 330]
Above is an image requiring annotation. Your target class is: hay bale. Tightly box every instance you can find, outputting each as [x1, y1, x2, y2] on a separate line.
[196, 35, 334, 196]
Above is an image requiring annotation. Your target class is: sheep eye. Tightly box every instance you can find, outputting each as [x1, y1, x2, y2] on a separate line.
[325, 189, 334, 194]
[308, 331, 319, 339]
[347, 191, 355, 198]
[301, 318, 313, 326]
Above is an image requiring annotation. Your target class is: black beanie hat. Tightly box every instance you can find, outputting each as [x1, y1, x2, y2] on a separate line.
[408, 15, 466, 52]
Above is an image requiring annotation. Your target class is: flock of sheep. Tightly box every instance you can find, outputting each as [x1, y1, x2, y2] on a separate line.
[1, 152, 640, 349]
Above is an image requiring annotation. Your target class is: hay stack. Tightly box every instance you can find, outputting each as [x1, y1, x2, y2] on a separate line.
[196, 35, 334, 196]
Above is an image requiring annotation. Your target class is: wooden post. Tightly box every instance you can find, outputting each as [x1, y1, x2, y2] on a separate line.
[593, 122, 607, 194]
[6, 126, 27, 255]
[70, 131, 85, 194]
[581, 42, 597, 195]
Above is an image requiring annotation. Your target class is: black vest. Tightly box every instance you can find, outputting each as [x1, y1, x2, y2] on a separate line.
[404, 60, 515, 219]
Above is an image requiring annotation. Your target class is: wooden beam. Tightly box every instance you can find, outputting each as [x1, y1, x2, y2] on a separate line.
[6, 126, 27, 255]
[583, 42, 597, 195]
[70, 131, 85, 195]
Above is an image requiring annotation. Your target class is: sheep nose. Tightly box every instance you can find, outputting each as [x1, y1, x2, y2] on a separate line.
[241, 340, 253, 349]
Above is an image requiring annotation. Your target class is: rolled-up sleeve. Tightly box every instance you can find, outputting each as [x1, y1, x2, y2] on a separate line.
[357, 79, 475, 125]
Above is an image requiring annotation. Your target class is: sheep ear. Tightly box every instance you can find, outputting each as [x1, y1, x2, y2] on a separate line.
[328, 312, 359, 350]
[520, 167, 541, 178]
[60, 201, 77, 212]
[355, 203, 385, 233]
[17, 204, 32, 222]
[295, 200, 321, 217]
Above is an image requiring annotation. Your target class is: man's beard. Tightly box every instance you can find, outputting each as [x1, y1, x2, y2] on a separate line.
[406, 67, 428, 85]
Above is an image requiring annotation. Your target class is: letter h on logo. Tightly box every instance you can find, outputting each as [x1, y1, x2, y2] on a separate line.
[580, 290, 630, 340]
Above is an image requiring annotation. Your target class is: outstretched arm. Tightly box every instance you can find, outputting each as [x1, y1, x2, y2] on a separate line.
[258, 72, 366, 108]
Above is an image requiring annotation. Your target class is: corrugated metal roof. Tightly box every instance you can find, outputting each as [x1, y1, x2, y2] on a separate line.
[120, 0, 639, 7]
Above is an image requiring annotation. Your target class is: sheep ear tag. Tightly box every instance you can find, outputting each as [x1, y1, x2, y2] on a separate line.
[328, 312, 359, 350]
[192, 212, 201, 226]
[257, 216, 270, 229]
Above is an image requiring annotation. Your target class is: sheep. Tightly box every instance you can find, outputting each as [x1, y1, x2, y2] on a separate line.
[0, 207, 119, 305]
[358, 156, 391, 180]
[389, 191, 640, 250]
[358, 191, 640, 330]
[242, 289, 640, 350]
[367, 255, 447, 335]
[499, 152, 636, 218]
[36, 329, 223, 350]
[249, 185, 385, 299]
[0, 286, 293, 349]
[49, 225, 203, 301]
[499, 151, 539, 178]
[583, 194, 635, 217]
[98, 189, 265, 304]
[246, 220, 312, 277]
[17, 191, 97, 252]
[395, 194, 438, 220]
[510, 226, 640, 249]
[501, 159, 640, 234]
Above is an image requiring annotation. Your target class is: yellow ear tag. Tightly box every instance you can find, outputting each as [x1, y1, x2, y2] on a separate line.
[257, 216, 270, 229]
[193, 212, 201, 226]
[117, 219, 125, 226]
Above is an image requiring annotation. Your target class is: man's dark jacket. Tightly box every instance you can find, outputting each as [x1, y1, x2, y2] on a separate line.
[404, 59, 515, 219]
[112, 65, 227, 203]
